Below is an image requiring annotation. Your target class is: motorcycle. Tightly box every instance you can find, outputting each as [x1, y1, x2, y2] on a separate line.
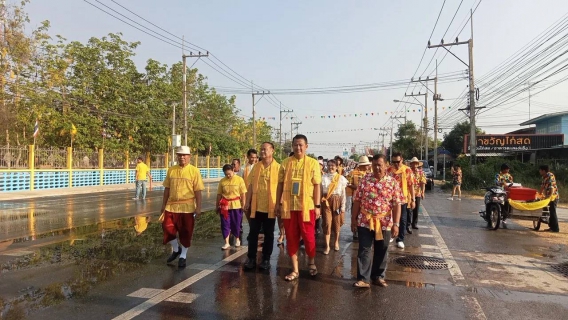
[479, 185, 510, 230]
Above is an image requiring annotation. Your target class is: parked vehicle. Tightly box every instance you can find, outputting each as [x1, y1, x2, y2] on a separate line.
[421, 160, 434, 190]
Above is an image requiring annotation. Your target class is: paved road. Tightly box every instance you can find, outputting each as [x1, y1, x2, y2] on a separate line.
[1, 187, 567, 319]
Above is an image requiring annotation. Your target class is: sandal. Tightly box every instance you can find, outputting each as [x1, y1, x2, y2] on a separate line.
[334, 245, 340, 251]
[308, 263, 318, 277]
[353, 280, 370, 288]
[323, 247, 330, 255]
[284, 271, 299, 281]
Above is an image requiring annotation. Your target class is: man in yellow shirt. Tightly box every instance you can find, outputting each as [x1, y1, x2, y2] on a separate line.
[216, 164, 247, 250]
[160, 146, 205, 268]
[244, 142, 281, 270]
[134, 156, 152, 200]
[275, 134, 322, 281]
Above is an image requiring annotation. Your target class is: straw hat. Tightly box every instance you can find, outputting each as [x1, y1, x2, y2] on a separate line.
[175, 146, 191, 155]
[358, 155, 371, 166]
[409, 157, 421, 165]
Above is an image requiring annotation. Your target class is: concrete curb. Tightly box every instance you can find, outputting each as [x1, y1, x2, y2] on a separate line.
[0, 178, 221, 201]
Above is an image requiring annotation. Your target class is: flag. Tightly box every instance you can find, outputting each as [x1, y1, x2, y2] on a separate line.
[33, 119, 39, 138]
[71, 124, 77, 136]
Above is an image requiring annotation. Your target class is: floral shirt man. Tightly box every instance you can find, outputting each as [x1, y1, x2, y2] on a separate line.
[412, 168, 427, 198]
[541, 172, 559, 199]
[495, 172, 513, 187]
[353, 173, 404, 230]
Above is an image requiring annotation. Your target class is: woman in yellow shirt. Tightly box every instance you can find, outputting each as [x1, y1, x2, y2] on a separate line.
[217, 164, 247, 250]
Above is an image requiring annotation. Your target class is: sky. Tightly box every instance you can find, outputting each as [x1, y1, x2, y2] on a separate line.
[23, 0, 568, 158]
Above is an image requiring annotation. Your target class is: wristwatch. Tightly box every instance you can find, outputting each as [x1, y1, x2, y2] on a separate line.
[315, 204, 321, 209]
[393, 223, 400, 227]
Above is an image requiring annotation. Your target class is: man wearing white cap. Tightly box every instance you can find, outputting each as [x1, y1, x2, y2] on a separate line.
[346, 155, 372, 240]
[160, 146, 205, 268]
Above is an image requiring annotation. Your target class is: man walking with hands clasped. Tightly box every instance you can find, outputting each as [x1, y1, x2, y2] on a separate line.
[352, 154, 403, 288]
[244, 142, 281, 270]
[275, 134, 322, 281]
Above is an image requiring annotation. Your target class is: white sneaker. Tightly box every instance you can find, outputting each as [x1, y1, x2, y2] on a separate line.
[235, 239, 241, 247]
[221, 244, 230, 250]
[132, 197, 139, 200]
[447, 197, 454, 201]
[389, 238, 394, 243]
[396, 241, 405, 249]
[457, 198, 461, 201]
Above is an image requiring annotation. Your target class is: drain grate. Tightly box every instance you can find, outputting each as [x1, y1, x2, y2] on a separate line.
[551, 262, 568, 278]
[394, 255, 449, 270]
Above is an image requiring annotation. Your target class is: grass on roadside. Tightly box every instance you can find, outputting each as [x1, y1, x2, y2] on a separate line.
[193, 210, 221, 240]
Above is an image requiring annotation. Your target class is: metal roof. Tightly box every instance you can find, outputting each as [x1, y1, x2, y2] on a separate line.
[519, 111, 568, 126]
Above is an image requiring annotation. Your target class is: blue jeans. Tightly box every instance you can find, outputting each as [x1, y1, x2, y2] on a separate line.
[396, 203, 408, 242]
[357, 227, 390, 282]
[135, 180, 147, 199]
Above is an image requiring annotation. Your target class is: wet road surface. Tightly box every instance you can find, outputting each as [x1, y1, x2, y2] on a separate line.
[1, 187, 567, 319]
[0, 182, 219, 243]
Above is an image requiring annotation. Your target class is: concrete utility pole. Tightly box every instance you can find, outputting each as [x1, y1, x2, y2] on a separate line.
[380, 124, 393, 159]
[279, 107, 293, 159]
[251, 88, 269, 148]
[182, 50, 209, 146]
[410, 63, 443, 176]
[405, 92, 428, 160]
[428, 9, 477, 170]
[291, 121, 302, 137]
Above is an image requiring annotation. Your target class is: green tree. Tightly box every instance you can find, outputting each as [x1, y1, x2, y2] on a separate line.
[393, 121, 422, 158]
[441, 121, 484, 156]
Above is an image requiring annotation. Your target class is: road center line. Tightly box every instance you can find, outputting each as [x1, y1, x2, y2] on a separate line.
[421, 206, 487, 320]
[113, 247, 248, 320]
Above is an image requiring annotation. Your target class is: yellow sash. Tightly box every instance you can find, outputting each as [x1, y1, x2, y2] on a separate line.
[361, 208, 390, 240]
[394, 165, 411, 203]
[250, 161, 280, 218]
[323, 173, 341, 203]
[281, 156, 315, 222]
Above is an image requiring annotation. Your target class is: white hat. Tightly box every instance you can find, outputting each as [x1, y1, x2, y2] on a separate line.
[175, 146, 191, 155]
[409, 157, 422, 165]
[358, 155, 371, 166]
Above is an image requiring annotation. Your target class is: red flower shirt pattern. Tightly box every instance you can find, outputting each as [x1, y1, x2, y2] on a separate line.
[353, 172, 404, 230]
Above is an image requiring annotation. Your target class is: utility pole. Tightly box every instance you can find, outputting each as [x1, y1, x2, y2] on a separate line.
[291, 121, 302, 137]
[410, 65, 443, 176]
[279, 107, 293, 159]
[251, 88, 269, 148]
[182, 50, 209, 146]
[428, 9, 477, 170]
[405, 92, 428, 160]
[378, 133, 387, 154]
[380, 125, 393, 159]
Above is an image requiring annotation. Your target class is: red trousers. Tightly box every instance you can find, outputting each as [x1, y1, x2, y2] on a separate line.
[162, 211, 195, 248]
[283, 210, 316, 258]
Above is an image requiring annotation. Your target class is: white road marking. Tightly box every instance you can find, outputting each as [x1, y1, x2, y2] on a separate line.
[420, 244, 439, 250]
[113, 247, 248, 320]
[422, 206, 487, 320]
[418, 233, 434, 238]
[421, 252, 444, 259]
[164, 292, 199, 304]
[127, 288, 164, 299]
[416, 224, 429, 229]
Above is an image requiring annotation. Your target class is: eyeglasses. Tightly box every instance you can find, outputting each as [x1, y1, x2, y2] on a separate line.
[391, 160, 401, 164]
